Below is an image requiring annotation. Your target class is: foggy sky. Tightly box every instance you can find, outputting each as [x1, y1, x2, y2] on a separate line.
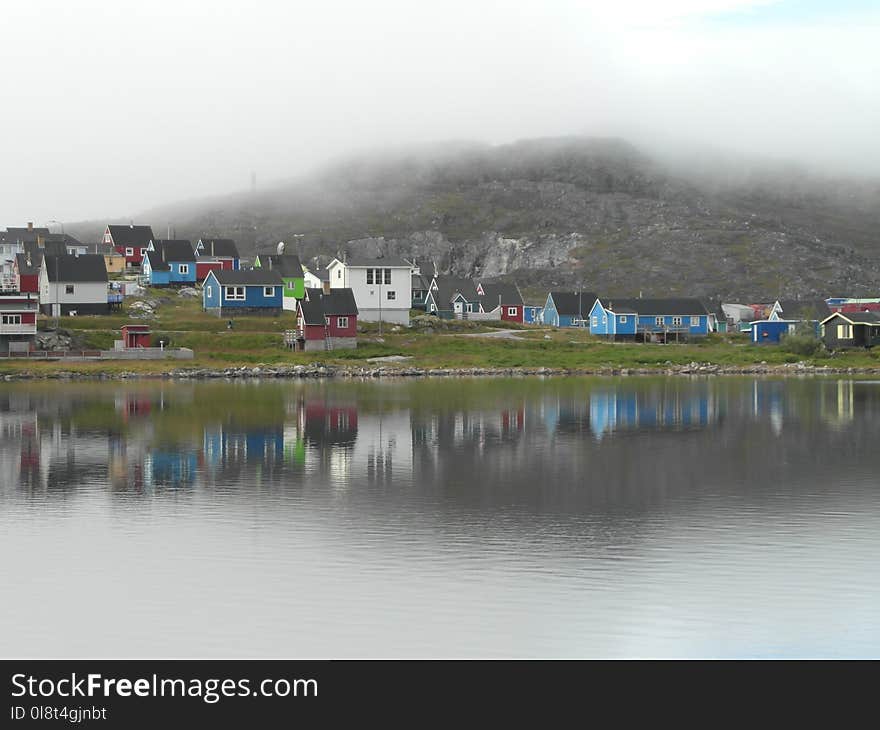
[2, 0, 878, 225]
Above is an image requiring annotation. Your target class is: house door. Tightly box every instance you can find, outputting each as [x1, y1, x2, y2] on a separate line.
[453, 302, 463, 314]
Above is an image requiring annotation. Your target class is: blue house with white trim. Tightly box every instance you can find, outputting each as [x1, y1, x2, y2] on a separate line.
[543, 291, 596, 327]
[142, 240, 197, 286]
[589, 298, 711, 341]
[203, 269, 284, 316]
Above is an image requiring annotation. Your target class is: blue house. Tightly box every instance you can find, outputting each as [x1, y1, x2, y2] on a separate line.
[203, 269, 284, 316]
[589, 298, 711, 341]
[142, 240, 197, 286]
[523, 305, 543, 324]
[751, 319, 796, 344]
[543, 291, 596, 327]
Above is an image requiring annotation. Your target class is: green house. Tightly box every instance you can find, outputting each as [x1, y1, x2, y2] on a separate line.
[253, 254, 305, 310]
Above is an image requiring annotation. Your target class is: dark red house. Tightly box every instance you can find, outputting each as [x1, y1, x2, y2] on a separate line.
[14, 252, 40, 293]
[103, 224, 155, 268]
[477, 282, 525, 323]
[295, 287, 358, 351]
[121, 324, 152, 348]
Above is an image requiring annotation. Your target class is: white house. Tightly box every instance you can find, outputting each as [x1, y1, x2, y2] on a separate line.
[326, 255, 412, 325]
[39, 254, 110, 316]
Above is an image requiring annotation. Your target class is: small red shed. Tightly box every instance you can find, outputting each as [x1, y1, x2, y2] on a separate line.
[121, 324, 152, 348]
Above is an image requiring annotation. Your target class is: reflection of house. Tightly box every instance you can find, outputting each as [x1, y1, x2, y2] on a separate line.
[144, 449, 198, 488]
[589, 386, 717, 439]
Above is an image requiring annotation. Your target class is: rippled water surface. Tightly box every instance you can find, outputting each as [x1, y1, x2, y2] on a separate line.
[1, 377, 878, 657]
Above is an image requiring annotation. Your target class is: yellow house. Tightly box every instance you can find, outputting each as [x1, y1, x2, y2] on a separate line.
[103, 253, 126, 275]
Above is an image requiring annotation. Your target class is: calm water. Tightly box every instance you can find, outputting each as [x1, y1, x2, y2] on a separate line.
[1, 377, 878, 658]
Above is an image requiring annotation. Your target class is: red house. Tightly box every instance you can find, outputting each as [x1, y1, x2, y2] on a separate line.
[121, 324, 152, 348]
[0, 292, 38, 355]
[295, 287, 358, 351]
[14, 253, 40, 293]
[195, 260, 224, 281]
[477, 282, 525, 323]
[103, 224, 155, 268]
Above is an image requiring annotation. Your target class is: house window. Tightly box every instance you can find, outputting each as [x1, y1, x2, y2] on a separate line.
[672, 316, 683, 326]
[619, 315, 627, 323]
[125, 247, 133, 256]
[1, 314, 21, 325]
[507, 307, 517, 316]
[592, 316, 598, 327]
[337, 316, 349, 328]
[837, 324, 853, 339]
[264, 286, 275, 297]
[690, 316, 700, 326]
[140, 248, 147, 256]
[465, 303, 473, 313]
[225, 286, 245, 300]
[384, 268, 391, 284]
[206, 286, 212, 297]
[430, 303, 436, 312]
[337, 269, 341, 279]
[66, 284, 74, 294]
[367, 269, 374, 285]
[179, 264, 189, 275]
[655, 316, 664, 327]
[387, 291, 396, 300]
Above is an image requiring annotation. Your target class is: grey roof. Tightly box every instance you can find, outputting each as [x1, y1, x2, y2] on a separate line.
[43, 241, 70, 257]
[144, 250, 170, 272]
[43, 254, 108, 283]
[209, 269, 283, 286]
[15, 252, 40, 276]
[549, 291, 597, 317]
[4, 226, 50, 244]
[149, 240, 195, 262]
[775, 299, 831, 321]
[107, 224, 154, 247]
[478, 282, 523, 308]
[198, 238, 239, 258]
[825, 310, 880, 325]
[603, 298, 710, 316]
[339, 255, 412, 268]
[299, 287, 358, 325]
[412, 273, 430, 291]
[43, 233, 84, 246]
[259, 254, 303, 278]
[430, 276, 479, 308]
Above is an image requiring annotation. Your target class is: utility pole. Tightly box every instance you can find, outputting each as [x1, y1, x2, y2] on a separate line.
[378, 268, 383, 336]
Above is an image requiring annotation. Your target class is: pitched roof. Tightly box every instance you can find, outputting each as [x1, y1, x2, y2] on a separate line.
[43, 254, 108, 283]
[299, 287, 358, 324]
[259, 254, 303, 278]
[824, 310, 880, 325]
[198, 238, 239, 258]
[431, 276, 479, 307]
[15, 252, 40, 276]
[336, 255, 412, 268]
[144, 250, 170, 272]
[412, 273, 430, 290]
[209, 269, 283, 286]
[478, 282, 523, 308]
[43, 241, 71, 257]
[775, 299, 831, 321]
[149, 239, 195, 262]
[107, 224, 154, 247]
[4, 226, 50, 244]
[43, 233, 84, 246]
[549, 291, 597, 317]
[603, 298, 709, 316]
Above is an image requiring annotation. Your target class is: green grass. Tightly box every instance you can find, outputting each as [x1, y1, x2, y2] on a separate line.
[15, 295, 880, 375]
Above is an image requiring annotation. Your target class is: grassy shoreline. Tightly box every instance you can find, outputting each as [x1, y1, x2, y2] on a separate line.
[6, 294, 879, 378]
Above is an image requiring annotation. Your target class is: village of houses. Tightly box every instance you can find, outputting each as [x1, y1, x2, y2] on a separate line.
[1, 221, 879, 360]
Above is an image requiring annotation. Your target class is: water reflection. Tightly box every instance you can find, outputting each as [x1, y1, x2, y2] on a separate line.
[2, 377, 880, 657]
[1, 377, 878, 494]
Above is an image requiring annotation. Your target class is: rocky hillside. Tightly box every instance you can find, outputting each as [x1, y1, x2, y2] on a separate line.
[69, 137, 880, 301]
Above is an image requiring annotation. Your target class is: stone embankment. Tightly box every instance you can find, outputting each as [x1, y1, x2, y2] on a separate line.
[3, 360, 880, 381]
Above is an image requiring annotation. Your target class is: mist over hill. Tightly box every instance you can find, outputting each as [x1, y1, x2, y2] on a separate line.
[68, 137, 880, 302]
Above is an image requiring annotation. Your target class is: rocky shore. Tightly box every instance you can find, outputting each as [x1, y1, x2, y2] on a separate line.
[3, 360, 880, 381]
